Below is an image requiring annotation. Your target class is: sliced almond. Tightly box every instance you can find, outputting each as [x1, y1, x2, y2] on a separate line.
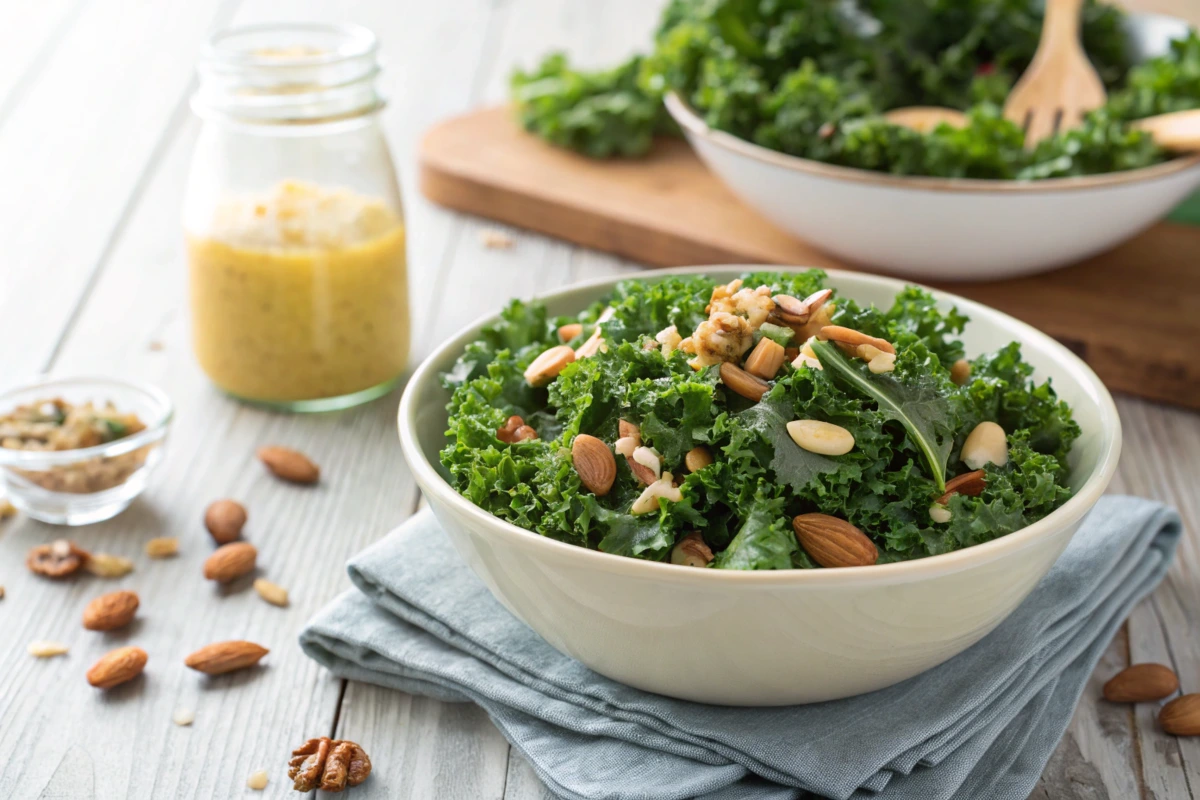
[631, 473, 682, 515]
[867, 352, 896, 374]
[524, 345, 575, 387]
[929, 503, 953, 524]
[82, 589, 140, 631]
[253, 578, 289, 607]
[87, 646, 147, 689]
[631, 446, 662, 480]
[571, 435, 616, 497]
[185, 640, 269, 675]
[936, 469, 987, 505]
[818, 325, 895, 355]
[719, 362, 769, 402]
[744, 337, 786, 380]
[28, 640, 69, 658]
[792, 513, 877, 568]
[145, 537, 179, 558]
[684, 446, 714, 472]
[84, 552, 135, 578]
[557, 323, 583, 343]
[771, 294, 811, 323]
[786, 420, 855, 456]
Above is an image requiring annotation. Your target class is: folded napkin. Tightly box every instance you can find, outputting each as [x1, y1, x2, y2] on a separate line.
[300, 496, 1181, 800]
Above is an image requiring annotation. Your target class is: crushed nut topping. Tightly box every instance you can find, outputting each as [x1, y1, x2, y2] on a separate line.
[706, 279, 775, 330]
[686, 312, 755, 370]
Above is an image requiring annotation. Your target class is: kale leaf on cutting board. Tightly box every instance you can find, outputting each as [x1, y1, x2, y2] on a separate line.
[440, 271, 1080, 570]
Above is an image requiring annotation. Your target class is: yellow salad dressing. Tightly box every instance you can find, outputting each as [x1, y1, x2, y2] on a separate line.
[187, 181, 409, 403]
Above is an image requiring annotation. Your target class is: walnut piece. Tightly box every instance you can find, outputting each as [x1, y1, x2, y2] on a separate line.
[289, 737, 371, 792]
[27, 540, 90, 578]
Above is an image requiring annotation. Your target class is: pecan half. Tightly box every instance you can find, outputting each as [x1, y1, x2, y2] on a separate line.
[27, 540, 90, 578]
[289, 737, 371, 792]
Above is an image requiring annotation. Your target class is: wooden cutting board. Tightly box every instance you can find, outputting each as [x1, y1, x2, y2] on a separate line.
[419, 106, 1200, 409]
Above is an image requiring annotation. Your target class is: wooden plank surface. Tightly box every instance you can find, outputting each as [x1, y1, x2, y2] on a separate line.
[0, 1, 1196, 798]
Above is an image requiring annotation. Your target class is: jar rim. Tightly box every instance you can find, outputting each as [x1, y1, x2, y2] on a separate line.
[194, 22, 383, 125]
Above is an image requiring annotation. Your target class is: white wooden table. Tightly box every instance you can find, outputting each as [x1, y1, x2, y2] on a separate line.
[0, 1, 1197, 798]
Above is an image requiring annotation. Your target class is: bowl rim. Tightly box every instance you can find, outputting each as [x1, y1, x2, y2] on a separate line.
[664, 91, 1200, 195]
[0, 376, 174, 466]
[398, 266, 1122, 586]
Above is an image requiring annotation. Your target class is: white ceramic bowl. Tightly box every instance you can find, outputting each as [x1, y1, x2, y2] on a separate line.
[664, 14, 1200, 281]
[398, 267, 1121, 706]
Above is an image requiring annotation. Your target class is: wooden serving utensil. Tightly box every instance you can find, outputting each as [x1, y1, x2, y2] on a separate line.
[882, 106, 968, 133]
[883, 105, 1200, 154]
[1003, 0, 1107, 147]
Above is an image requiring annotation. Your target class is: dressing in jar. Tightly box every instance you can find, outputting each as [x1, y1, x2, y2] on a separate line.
[184, 24, 408, 411]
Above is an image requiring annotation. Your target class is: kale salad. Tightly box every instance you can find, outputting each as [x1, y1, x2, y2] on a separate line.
[510, 0, 1200, 179]
[440, 272, 1079, 570]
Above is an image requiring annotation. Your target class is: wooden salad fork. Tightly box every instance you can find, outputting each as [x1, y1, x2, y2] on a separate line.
[1003, 0, 1107, 147]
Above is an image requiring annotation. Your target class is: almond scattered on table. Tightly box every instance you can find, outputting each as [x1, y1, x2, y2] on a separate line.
[145, 537, 179, 558]
[84, 552, 135, 578]
[82, 589, 139, 631]
[87, 646, 147, 689]
[254, 577, 289, 607]
[205, 499, 247, 544]
[258, 445, 320, 485]
[185, 640, 269, 675]
[0, 499, 15, 520]
[27, 540, 90, 578]
[204, 542, 257, 583]
[1104, 663, 1180, 703]
[1160, 694, 1200, 736]
[289, 736, 372, 793]
[173, 707, 195, 726]
[28, 640, 69, 658]
[247, 770, 269, 790]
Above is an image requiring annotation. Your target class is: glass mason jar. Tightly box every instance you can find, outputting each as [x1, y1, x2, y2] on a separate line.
[183, 23, 409, 412]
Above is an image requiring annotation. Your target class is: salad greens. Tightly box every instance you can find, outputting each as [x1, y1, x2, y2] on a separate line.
[440, 272, 1079, 569]
[510, 0, 1200, 180]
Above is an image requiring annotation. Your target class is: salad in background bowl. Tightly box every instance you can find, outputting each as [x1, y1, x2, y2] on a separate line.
[511, 2, 1200, 278]
[398, 267, 1120, 705]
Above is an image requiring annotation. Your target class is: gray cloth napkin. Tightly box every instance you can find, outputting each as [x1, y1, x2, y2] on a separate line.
[299, 496, 1181, 800]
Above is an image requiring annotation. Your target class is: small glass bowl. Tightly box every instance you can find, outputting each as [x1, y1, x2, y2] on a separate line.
[0, 377, 174, 525]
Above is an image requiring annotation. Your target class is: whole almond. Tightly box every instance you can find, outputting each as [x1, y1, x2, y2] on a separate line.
[204, 542, 257, 583]
[82, 590, 140, 631]
[185, 640, 269, 675]
[87, 646, 147, 689]
[792, 513, 878, 568]
[258, 446, 320, 484]
[1160, 694, 1200, 736]
[145, 537, 179, 558]
[817, 325, 895, 355]
[523, 345, 575, 387]
[205, 499, 247, 544]
[572, 435, 616, 496]
[83, 552, 135, 578]
[1104, 663, 1179, 703]
[253, 578, 289, 607]
[685, 446, 714, 473]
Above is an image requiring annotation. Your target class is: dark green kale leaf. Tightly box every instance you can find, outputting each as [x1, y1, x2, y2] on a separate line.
[734, 398, 840, 494]
[812, 339, 956, 491]
[713, 487, 796, 570]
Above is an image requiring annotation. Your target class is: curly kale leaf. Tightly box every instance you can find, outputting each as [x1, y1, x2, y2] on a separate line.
[713, 488, 796, 570]
[511, 53, 671, 158]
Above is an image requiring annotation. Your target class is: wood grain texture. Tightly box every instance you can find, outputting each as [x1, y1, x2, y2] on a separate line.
[420, 106, 1200, 409]
[0, 0, 1197, 798]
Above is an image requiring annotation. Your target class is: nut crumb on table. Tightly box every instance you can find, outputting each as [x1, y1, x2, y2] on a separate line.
[479, 227, 515, 249]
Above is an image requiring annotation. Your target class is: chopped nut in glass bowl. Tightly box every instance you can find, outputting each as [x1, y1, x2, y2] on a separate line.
[0, 377, 172, 525]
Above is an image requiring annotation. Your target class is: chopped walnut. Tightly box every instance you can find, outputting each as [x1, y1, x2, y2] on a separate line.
[289, 737, 372, 793]
[27, 540, 90, 578]
[687, 312, 754, 370]
[706, 280, 775, 330]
